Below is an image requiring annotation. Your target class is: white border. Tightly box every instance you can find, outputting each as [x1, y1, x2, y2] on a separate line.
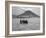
[9, 4, 43, 34]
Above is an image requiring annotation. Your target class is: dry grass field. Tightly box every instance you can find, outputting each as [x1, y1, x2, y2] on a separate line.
[12, 17, 40, 31]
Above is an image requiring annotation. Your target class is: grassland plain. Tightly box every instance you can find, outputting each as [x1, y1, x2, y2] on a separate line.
[12, 17, 40, 31]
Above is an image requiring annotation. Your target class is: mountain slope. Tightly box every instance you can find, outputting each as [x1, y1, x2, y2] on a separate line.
[12, 10, 40, 18]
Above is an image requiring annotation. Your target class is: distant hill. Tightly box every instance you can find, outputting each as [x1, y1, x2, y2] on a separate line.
[12, 10, 40, 18]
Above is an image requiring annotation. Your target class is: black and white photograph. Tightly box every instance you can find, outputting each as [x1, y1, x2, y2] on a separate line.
[12, 7, 40, 31]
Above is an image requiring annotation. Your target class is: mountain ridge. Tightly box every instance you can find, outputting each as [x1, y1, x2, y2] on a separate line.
[12, 10, 40, 18]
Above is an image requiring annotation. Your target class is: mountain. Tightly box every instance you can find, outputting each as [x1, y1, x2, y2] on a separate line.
[12, 10, 40, 18]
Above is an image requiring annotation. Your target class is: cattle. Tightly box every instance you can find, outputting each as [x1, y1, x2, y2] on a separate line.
[20, 20, 28, 24]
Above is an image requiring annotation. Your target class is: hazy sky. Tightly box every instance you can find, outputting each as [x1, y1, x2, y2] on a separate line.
[12, 7, 40, 16]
